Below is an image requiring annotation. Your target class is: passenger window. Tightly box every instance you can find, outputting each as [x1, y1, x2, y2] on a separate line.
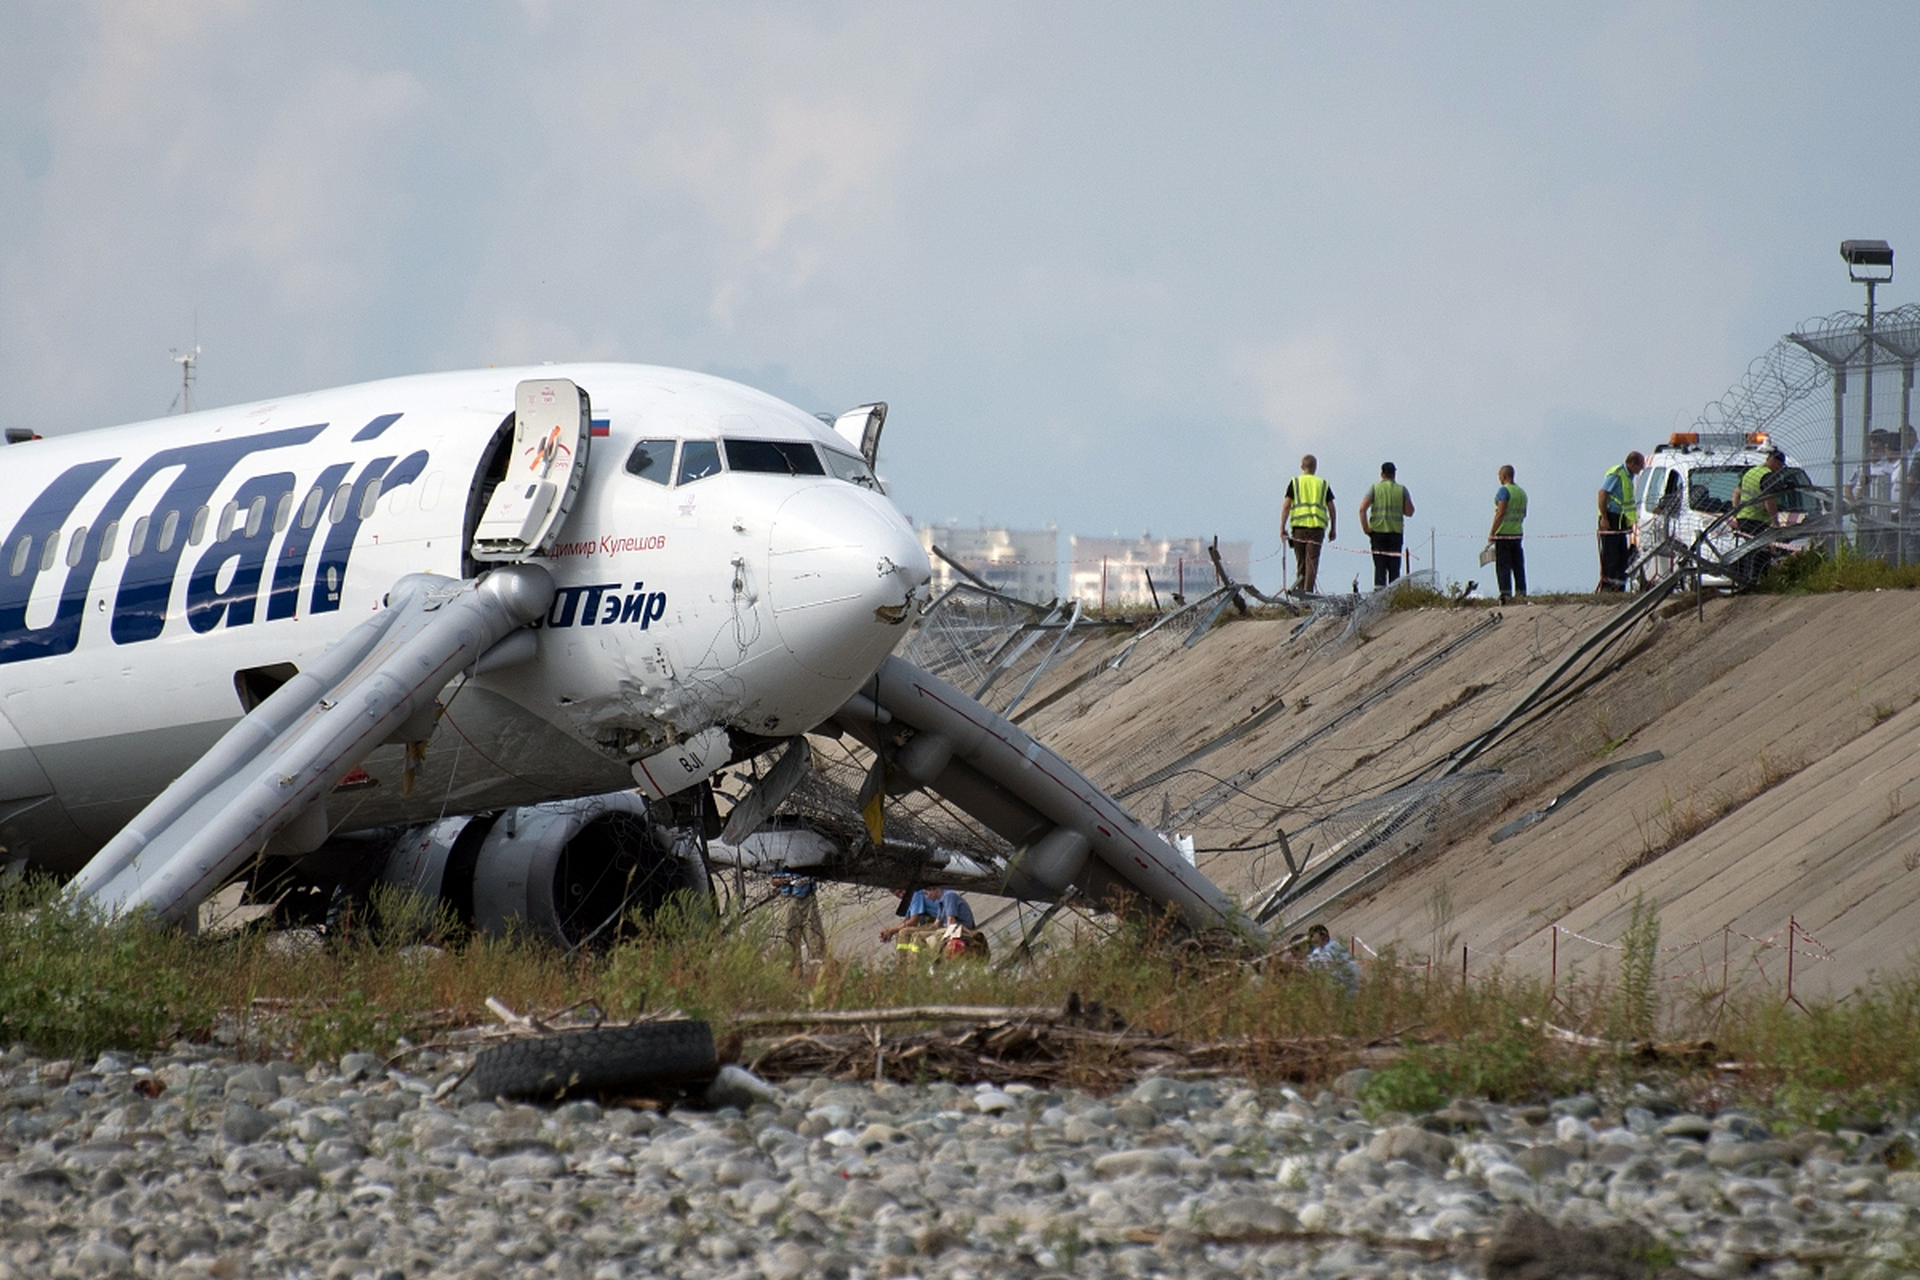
[299, 486, 325, 529]
[188, 506, 209, 546]
[97, 521, 118, 562]
[39, 536, 57, 572]
[156, 511, 179, 553]
[65, 527, 87, 567]
[329, 484, 352, 523]
[272, 493, 293, 533]
[7, 537, 28, 576]
[217, 501, 239, 542]
[625, 439, 677, 485]
[246, 495, 267, 537]
[723, 439, 826, 476]
[358, 478, 383, 520]
[823, 450, 880, 490]
[129, 516, 149, 557]
[677, 439, 722, 485]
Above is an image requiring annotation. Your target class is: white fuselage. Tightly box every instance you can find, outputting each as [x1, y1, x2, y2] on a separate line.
[0, 363, 929, 873]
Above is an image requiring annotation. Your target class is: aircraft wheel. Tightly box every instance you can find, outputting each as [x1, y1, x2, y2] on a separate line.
[466, 1021, 717, 1101]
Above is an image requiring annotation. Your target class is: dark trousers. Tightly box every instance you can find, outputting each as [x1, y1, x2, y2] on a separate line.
[1597, 513, 1632, 591]
[1494, 538, 1526, 601]
[1290, 526, 1326, 592]
[1367, 531, 1404, 588]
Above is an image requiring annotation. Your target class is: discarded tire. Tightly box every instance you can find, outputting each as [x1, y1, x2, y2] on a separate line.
[467, 1021, 718, 1101]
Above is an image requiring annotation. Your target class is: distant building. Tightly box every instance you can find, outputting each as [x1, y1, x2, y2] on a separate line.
[1067, 535, 1250, 609]
[917, 524, 1061, 604]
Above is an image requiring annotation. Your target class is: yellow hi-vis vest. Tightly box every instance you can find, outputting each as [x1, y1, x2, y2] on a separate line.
[1495, 483, 1527, 536]
[1604, 464, 1636, 516]
[1735, 464, 1772, 524]
[1289, 474, 1330, 529]
[1368, 481, 1406, 533]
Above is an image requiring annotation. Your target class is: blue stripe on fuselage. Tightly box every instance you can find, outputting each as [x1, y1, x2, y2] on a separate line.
[0, 420, 432, 665]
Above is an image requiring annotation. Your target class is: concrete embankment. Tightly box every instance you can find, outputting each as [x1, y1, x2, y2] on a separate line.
[831, 590, 1920, 996]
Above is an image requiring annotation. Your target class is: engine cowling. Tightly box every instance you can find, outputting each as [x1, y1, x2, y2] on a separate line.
[379, 792, 710, 947]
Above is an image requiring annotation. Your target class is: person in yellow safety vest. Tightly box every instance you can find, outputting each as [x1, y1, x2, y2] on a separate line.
[1488, 464, 1527, 605]
[1731, 447, 1788, 586]
[1354, 462, 1414, 590]
[1596, 450, 1645, 592]
[1734, 448, 1786, 533]
[1279, 454, 1336, 594]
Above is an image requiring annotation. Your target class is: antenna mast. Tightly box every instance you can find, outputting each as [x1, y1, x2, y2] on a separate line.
[169, 343, 200, 414]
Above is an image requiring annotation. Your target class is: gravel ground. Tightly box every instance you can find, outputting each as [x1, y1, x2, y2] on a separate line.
[1, 1043, 1917, 1279]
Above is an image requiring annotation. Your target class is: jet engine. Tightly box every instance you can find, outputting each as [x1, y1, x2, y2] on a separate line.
[377, 792, 710, 948]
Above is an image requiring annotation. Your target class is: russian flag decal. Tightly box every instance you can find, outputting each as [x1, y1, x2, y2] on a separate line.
[589, 418, 611, 438]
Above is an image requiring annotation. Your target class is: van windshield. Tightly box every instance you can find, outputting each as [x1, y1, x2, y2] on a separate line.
[1688, 465, 1819, 514]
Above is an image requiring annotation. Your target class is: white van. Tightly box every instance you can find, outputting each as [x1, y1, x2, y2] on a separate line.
[1633, 432, 1824, 586]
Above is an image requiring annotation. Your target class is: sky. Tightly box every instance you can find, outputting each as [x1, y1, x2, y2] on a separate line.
[5, 2, 1920, 592]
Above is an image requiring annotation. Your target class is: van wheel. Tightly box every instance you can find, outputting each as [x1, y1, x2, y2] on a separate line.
[467, 1021, 718, 1101]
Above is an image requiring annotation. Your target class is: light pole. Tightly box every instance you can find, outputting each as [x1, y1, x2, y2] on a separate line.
[1842, 240, 1894, 555]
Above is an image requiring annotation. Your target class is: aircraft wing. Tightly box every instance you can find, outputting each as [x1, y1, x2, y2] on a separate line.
[69, 565, 555, 925]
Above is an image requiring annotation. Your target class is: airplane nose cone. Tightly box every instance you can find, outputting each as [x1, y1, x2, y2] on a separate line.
[768, 486, 930, 680]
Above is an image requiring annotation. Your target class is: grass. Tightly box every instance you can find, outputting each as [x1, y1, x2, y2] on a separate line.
[1758, 544, 1920, 594]
[1619, 750, 1807, 880]
[10, 878, 1920, 1128]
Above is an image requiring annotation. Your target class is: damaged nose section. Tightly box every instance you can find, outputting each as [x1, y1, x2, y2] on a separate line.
[768, 487, 930, 681]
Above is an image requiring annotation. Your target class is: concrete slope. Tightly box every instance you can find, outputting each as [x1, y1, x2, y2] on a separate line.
[988, 590, 1920, 997]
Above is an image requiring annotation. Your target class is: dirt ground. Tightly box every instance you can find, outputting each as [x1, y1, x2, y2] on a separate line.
[817, 589, 1920, 998]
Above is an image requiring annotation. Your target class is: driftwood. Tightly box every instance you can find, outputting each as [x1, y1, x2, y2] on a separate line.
[730, 1004, 1063, 1028]
[740, 1017, 1376, 1090]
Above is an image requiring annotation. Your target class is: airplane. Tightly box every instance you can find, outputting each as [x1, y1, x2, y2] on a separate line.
[0, 364, 1251, 947]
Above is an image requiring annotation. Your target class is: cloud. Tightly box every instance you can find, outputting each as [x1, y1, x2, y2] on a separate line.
[1228, 333, 1363, 452]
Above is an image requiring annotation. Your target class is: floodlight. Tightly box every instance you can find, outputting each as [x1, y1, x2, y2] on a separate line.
[1841, 239, 1894, 284]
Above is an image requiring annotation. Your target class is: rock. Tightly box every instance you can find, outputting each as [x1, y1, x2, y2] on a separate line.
[1114, 1101, 1157, 1129]
[1484, 1206, 1679, 1279]
[1706, 1139, 1793, 1170]
[1366, 1125, 1456, 1172]
[1424, 1099, 1487, 1133]
[1202, 1196, 1299, 1238]
[1513, 1145, 1574, 1180]
[1483, 1162, 1538, 1203]
[220, 1104, 275, 1144]
[1330, 1068, 1373, 1099]
[337, 1053, 381, 1083]
[973, 1089, 1017, 1115]
[1549, 1094, 1600, 1120]
[854, 1123, 907, 1152]
[293, 1108, 349, 1143]
[1093, 1148, 1182, 1179]
[705, 1065, 780, 1111]
[1659, 1114, 1713, 1140]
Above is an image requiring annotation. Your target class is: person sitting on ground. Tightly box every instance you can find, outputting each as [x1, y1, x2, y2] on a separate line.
[1303, 924, 1360, 997]
[878, 886, 935, 942]
[928, 888, 975, 930]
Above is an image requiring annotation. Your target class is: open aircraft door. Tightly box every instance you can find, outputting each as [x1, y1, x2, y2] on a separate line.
[470, 379, 592, 562]
[832, 402, 887, 467]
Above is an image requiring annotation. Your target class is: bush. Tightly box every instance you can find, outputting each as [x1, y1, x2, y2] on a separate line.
[0, 879, 217, 1057]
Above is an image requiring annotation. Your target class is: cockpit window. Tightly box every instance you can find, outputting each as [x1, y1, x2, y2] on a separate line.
[676, 439, 723, 485]
[723, 439, 826, 476]
[823, 449, 880, 490]
[625, 439, 677, 485]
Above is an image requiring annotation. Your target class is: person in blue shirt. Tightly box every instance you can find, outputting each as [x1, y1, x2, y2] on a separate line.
[929, 888, 975, 929]
[1304, 925, 1360, 997]
[879, 886, 936, 943]
[879, 886, 979, 951]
